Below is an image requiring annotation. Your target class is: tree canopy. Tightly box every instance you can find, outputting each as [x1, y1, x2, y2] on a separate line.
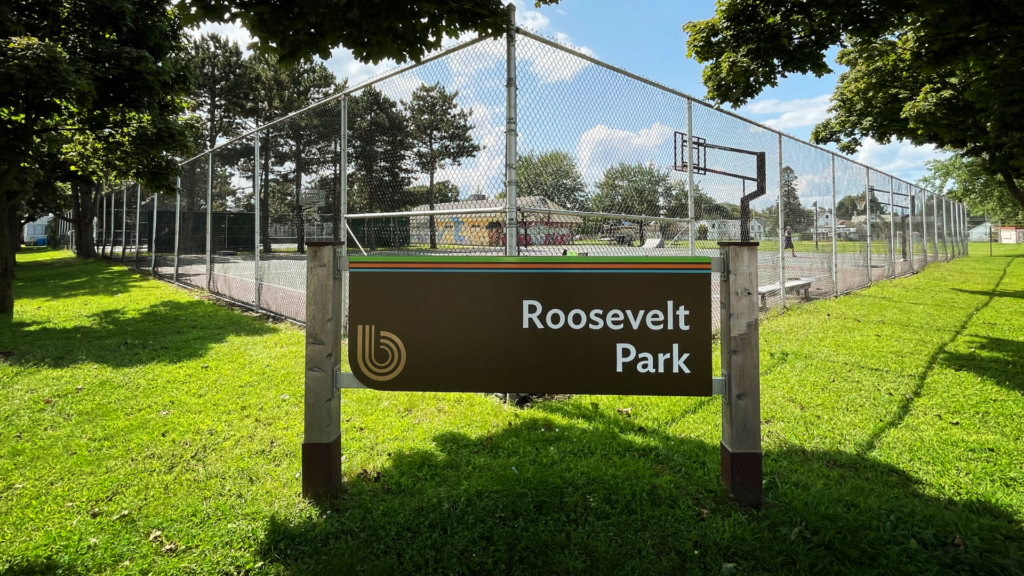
[684, 0, 1024, 212]
[1, 0, 192, 311]
[919, 153, 1024, 223]
[178, 0, 560, 65]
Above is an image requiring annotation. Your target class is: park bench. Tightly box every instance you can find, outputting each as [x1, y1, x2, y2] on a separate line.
[757, 277, 817, 307]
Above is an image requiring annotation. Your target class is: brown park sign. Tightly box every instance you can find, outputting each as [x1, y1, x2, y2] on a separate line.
[346, 256, 714, 396]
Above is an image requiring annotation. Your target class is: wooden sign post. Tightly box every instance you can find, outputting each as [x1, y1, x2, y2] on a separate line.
[302, 241, 344, 499]
[303, 250, 762, 508]
[718, 242, 763, 507]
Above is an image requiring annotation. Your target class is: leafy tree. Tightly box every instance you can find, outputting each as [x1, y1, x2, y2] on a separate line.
[918, 153, 1024, 223]
[180, 0, 560, 65]
[591, 163, 675, 245]
[1, 0, 190, 312]
[405, 83, 479, 249]
[182, 33, 248, 151]
[762, 167, 805, 234]
[348, 87, 413, 250]
[516, 151, 586, 212]
[683, 0, 1024, 213]
[405, 181, 461, 209]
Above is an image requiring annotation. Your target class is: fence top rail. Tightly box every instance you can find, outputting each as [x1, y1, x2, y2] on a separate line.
[519, 206, 693, 224]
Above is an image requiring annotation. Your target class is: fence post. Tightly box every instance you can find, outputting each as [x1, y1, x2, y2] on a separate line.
[865, 168, 872, 286]
[100, 195, 107, 258]
[908, 186, 915, 273]
[339, 96, 349, 336]
[206, 152, 213, 291]
[121, 187, 128, 263]
[504, 3, 518, 258]
[777, 133, 785, 308]
[134, 184, 141, 269]
[173, 180, 180, 280]
[254, 132, 261, 310]
[719, 241, 762, 508]
[942, 198, 949, 261]
[686, 99, 696, 256]
[888, 176, 895, 277]
[932, 193, 939, 261]
[958, 202, 966, 254]
[151, 193, 158, 273]
[302, 241, 344, 499]
[831, 155, 838, 296]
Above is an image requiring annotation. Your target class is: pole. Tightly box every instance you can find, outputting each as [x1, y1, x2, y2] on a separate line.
[134, 184, 141, 269]
[206, 153, 213, 291]
[686, 99, 696, 256]
[110, 191, 116, 259]
[173, 182, 180, 280]
[151, 193, 159, 273]
[908, 186, 915, 272]
[100, 195, 107, 258]
[504, 3, 519, 407]
[941, 197, 949, 261]
[121, 186, 128, 263]
[813, 201, 818, 250]
[254, 132, 262, 310]
[302, 241, 344, 499]
[888, 176, 895, 276]
[504, 3, 518, 258]
[340, 96, 349, 337]
[777, 133, 785, 308]
[830, 155, 837, 296]
[719, 240, 762, 508]
[865, 168, 872, 286]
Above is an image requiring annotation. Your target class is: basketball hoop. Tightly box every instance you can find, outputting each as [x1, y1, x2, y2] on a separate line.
[855, 197, 866, 212]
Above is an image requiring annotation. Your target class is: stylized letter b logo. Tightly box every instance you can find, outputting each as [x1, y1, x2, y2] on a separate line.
[356, 325, 406, 381]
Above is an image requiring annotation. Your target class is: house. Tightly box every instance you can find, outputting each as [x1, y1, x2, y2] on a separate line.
[22, 215, 52, 245]
[409, 196, 582, 247]
[697, 219, 767, 241]
[968, 224, 993, 242]
[998, 225, 1024, 244]
[813, 209, 833, 237]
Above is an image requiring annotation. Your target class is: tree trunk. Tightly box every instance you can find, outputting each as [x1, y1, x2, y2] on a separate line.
[0, 195, 14, 313]
[428, 171, 437, 250]
[999, 170, 1024, 212]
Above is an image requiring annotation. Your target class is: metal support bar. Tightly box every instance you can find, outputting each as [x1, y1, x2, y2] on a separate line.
[134, 184, 141, 269]
[831, 155, 838, 296]
[173, 182, 180, 280]
[778, 134, 785, 308]
[339, 96, 349, 336]
[254, 132, 262, 310]
[121, 187, 127, 263]
[206, 153, 213, 291]
[865, 168, 872, 286]
[686, 99, 696, 256]
[889, 176, 896, 276]
[504, 4, 519, 258]
[151, 193, 158, 273]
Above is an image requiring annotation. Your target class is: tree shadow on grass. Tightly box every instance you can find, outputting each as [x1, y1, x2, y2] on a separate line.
[1, 298, 276, 368]
[257, 405, 1024, 576]
[13, 254, 154, 302]
[940, 335, 1024, 393]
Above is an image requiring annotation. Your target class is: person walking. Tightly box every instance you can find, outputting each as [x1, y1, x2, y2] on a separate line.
[784, 226, 796, 257]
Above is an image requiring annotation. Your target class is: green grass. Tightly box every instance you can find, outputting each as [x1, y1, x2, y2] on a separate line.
[2, 245, 1023, 575]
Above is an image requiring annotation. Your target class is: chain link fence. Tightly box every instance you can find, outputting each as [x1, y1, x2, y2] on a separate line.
[95, 23, 969, 327]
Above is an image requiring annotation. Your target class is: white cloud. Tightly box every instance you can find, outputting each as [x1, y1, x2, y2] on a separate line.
[855, 138, 948, 182]
[575, 122, 675, 182]
[744, 94, 831, 130]
[191, 21, 255, 50]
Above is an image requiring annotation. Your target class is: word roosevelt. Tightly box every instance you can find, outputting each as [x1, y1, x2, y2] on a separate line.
[521, 300, 691, 331]
[521, 299, 693, 374]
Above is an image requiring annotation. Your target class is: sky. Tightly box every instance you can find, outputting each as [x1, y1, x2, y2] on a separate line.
[197, 0, 944, 208]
